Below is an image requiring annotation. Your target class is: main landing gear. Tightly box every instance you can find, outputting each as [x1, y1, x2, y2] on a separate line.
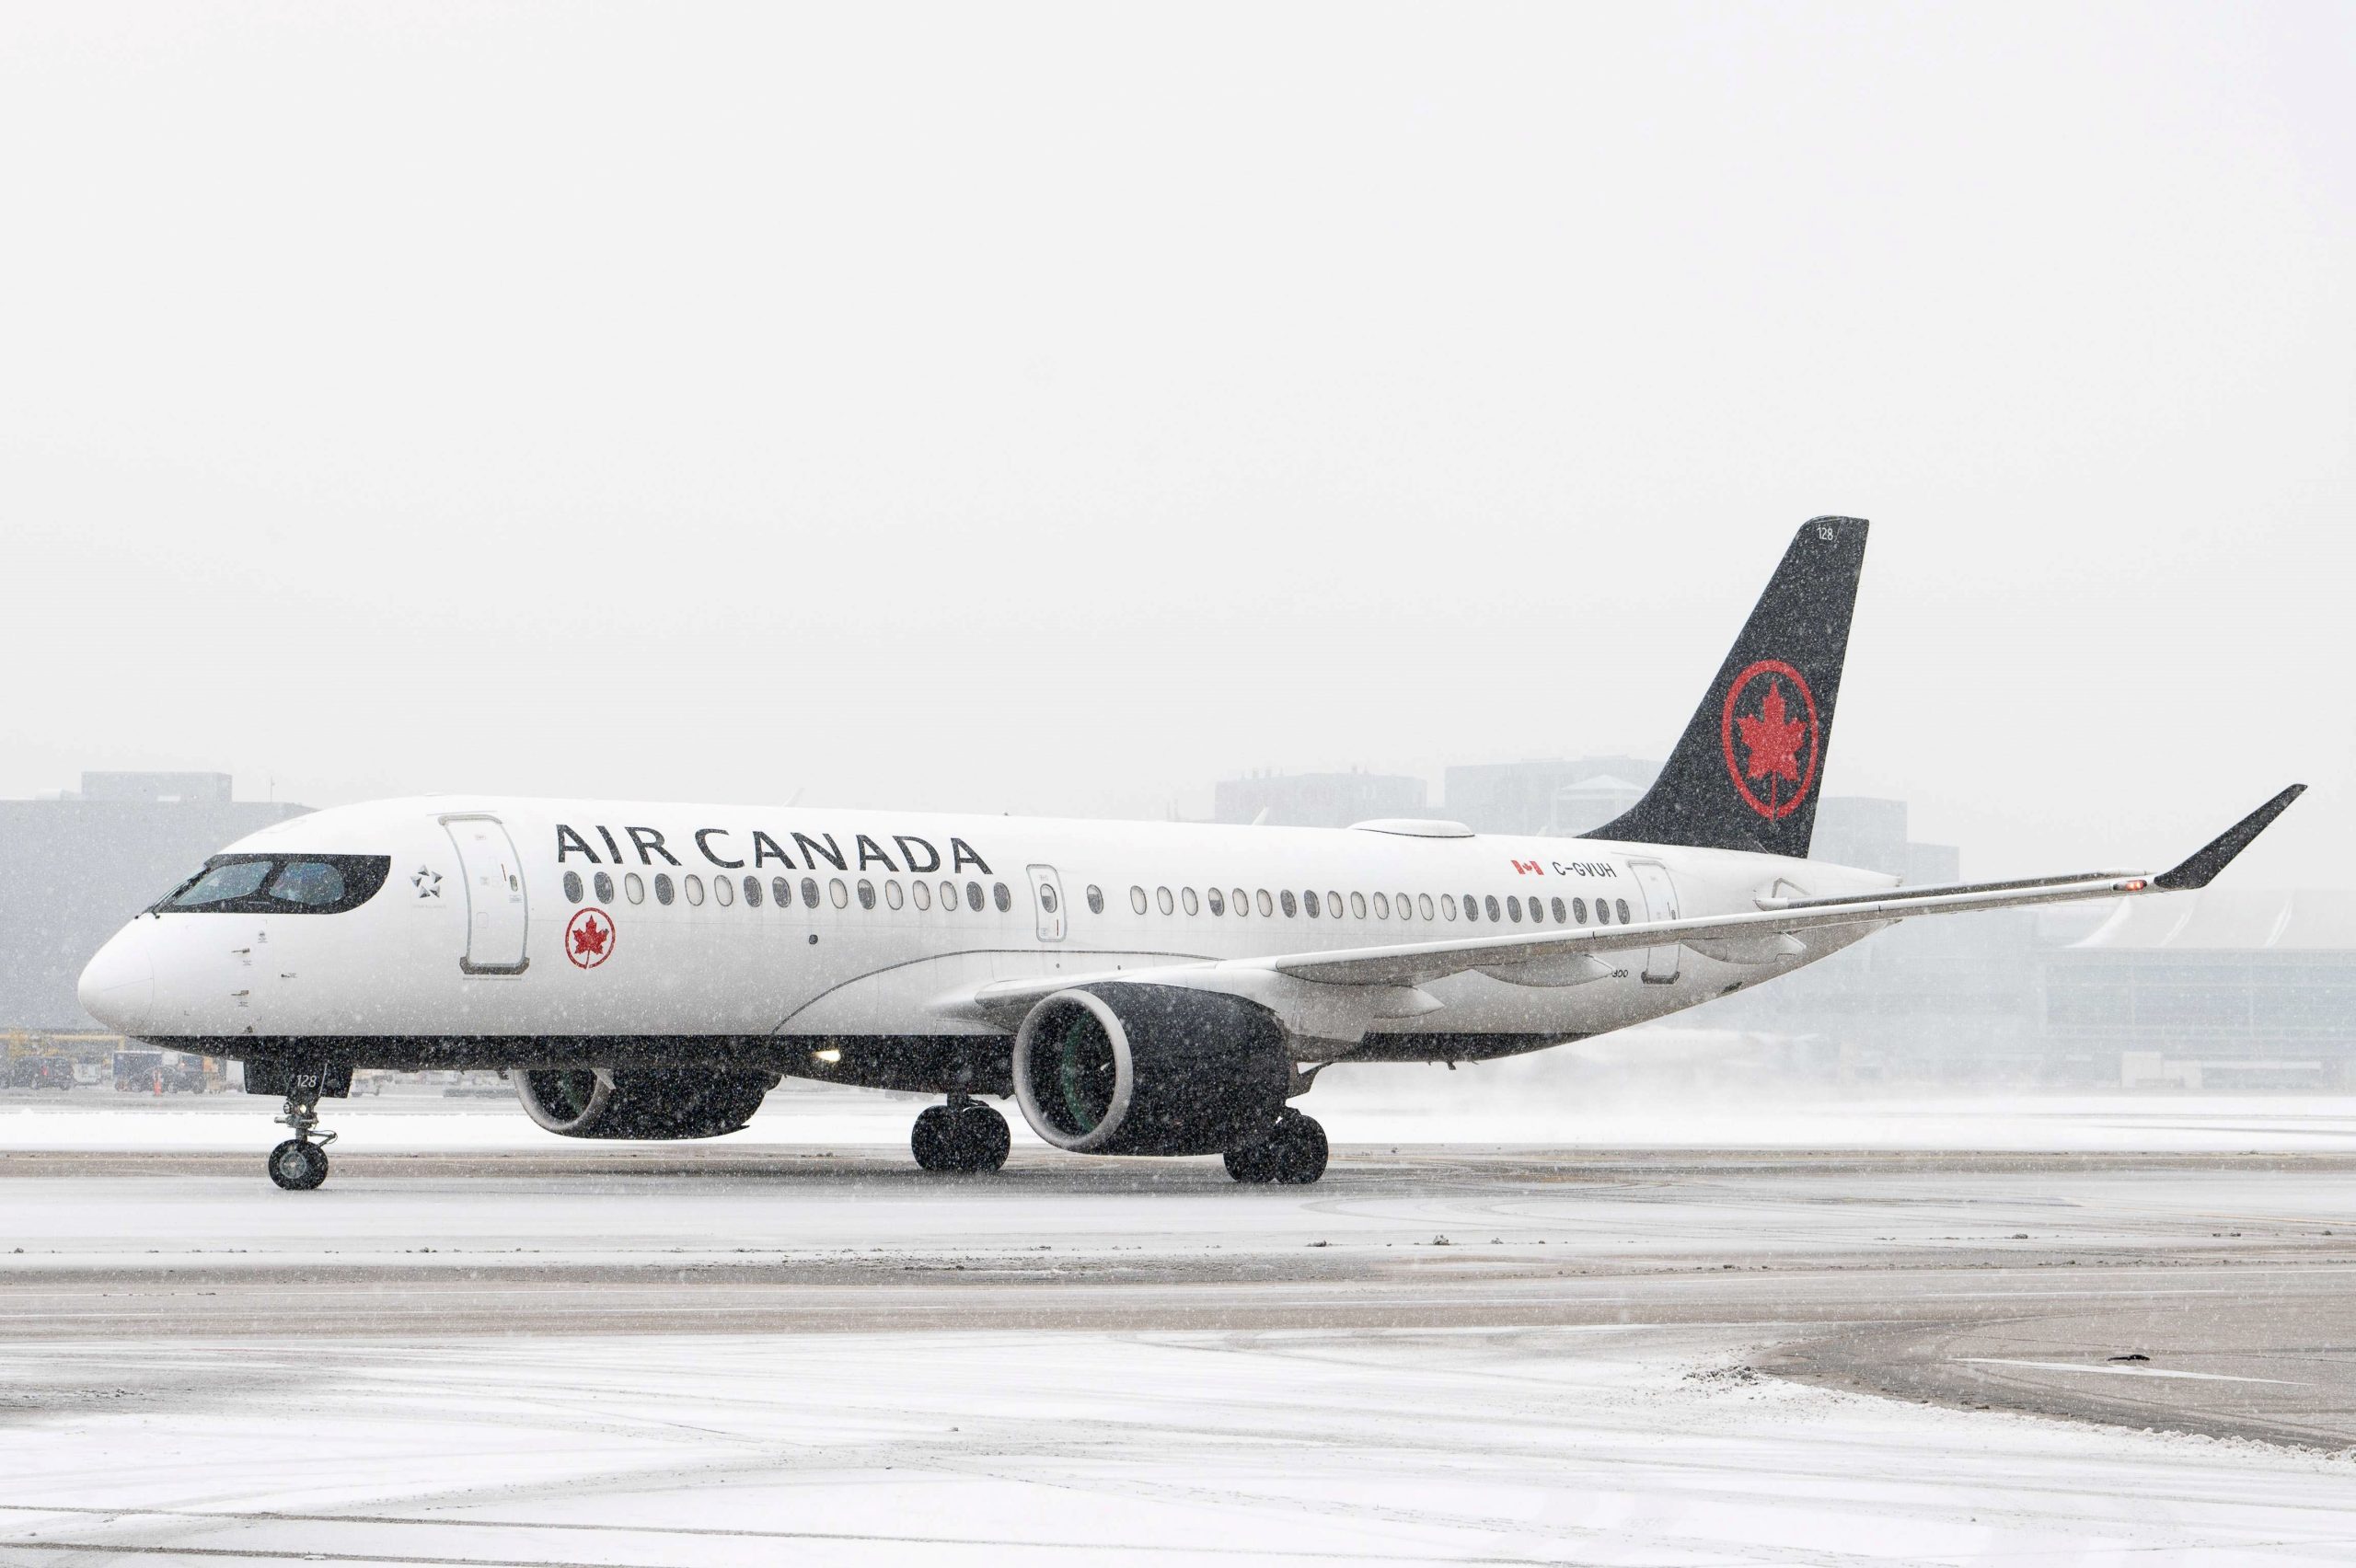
[911, 1095, 1011, 1173]
[267, 1075, 336, 1191]
[1224, 1107, 1328, 1185]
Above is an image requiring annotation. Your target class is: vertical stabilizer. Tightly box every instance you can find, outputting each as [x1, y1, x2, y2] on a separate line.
[1587, 517, 1868, 859]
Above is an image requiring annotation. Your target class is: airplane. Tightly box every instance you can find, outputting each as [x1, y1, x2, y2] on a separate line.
[76, 517, 2304, 1190]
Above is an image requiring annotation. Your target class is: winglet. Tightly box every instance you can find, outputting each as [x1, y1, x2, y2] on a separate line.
[2153, 785, 2306, 891]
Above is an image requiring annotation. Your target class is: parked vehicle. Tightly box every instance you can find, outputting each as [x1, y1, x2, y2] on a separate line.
[2, 1056, 75, 1091]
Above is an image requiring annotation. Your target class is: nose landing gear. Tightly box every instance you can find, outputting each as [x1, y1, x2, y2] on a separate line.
[911, 1095, 1011, 1173]
[266, 1074, 337, 1191]
[1224, 1107, 1328, 1185]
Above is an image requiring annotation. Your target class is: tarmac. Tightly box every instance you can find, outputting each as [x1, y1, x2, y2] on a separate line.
[4, 1112, 2355, 1562]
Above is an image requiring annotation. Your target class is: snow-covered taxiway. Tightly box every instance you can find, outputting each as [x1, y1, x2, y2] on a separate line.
[3, 1088, 2354, 1565]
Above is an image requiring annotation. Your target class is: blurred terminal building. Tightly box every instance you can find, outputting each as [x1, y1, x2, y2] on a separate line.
[1211, 761, 2355, 1089]
[0, 773, 308, 1085]
[0, 767, 2347, 1092]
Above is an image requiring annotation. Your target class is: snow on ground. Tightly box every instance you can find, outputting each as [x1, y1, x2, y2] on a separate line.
[6, 1326, 2353, 1566]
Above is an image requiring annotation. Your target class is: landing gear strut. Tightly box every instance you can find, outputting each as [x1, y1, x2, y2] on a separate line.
[267, 1073, 336, 1191]
[1224, 1107, 1328, 1186]
[911, 1095, 1011, 1174]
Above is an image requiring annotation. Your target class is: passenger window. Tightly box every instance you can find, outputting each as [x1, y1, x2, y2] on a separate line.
[1326, 889, 1343, 918]
[1572, 896, 1588, 923]
[1480, 894, 1497, 922]
[563, 870, 584, 904]
[803, 877, 821, 908]
[1130, 885, 1149, 915]
[1441, 894, 1458, 920]
[1617, 898, 1633, 924]
[1257, 889, 1274, 917]
[745, 875, 764, 908]
[993, 882, 1011, 912]
[1207, 888, 1225, 916]
[1301, 890, 1318, 917]
[1351, 891, 1368, 919]
[655, 874, 676, 905]
[913, 879, 932, 911]
[1551, 897, 1566, 924]
[1086, 885, 1103, 914]
[1182, 887, 1199, 916]
[1371, 892, 1389, 919]
[1400, 891, 1415, 919]
[1280, 890, 1299, 917]
[940, 880, 957, 910]
[885, 879, 904, 910]
[1235, 888, 1251, 917]
[1158, 886, 1174, 916]
[1039, 883, 1057, 914]
[685, 874, 706, 906]
[1462, 893, 1480, 922]
[857, 879, 875, 910]
[714, 875, 734, 907]
[967, 882, 986, 912]
[770, 876, 789, 906]
[626, 872, 646, 905]
[593, 871, 614, 904]
[829, 878, 849, 908]
[1594, 898, 1609, 925]
[1507, 895, 1522, 923]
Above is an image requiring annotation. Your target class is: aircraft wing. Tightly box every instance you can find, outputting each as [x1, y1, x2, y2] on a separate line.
[948, 786, 2303, 1035]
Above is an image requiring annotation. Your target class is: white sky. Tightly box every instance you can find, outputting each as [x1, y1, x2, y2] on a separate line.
[3, 3, 2348, 885]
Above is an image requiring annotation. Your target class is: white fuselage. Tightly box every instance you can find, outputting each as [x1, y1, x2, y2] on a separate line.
[78, 796, 1893, 1074]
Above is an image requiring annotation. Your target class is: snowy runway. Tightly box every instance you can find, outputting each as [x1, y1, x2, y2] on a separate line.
[4, 1093, 2355, 1562]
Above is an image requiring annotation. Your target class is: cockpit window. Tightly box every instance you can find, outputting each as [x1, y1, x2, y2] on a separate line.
[156, 855, 391, 915]
[268, 861, 347, 906]
[169, 860, 272, 907]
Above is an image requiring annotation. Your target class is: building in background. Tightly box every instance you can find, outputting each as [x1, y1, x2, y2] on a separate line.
[2043, 890, 2356, 1090]
[0, 773, 309, 1029]
[1442, 756, 1661, 836]
[1211, 770, 1429, 829]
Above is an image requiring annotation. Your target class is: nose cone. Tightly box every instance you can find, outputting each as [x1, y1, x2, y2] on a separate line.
[78, 925, 155, 1032]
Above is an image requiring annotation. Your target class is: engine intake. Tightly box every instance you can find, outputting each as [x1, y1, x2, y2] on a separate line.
[1011, 983, 1290, 1156]
[514, 1067, 775, 1139]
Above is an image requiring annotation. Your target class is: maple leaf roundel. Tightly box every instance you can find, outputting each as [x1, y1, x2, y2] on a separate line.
[565, 907, 617, 970]
[1718, 659, 1821, 821]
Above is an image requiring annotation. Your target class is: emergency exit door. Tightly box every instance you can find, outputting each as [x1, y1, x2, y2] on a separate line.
[1630, 861, 1680, 984]
[1027, 864, 1067, 941]
[445, 815, 529, 974]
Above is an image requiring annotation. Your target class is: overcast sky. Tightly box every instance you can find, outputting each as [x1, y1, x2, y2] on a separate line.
[3, 3, 2348, 885]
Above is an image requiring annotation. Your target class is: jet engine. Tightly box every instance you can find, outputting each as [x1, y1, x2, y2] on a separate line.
[1011, 983, 1291, 1156]
[514, 1066, 776, 1139]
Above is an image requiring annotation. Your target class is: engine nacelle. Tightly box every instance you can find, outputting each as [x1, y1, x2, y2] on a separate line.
[514, 1067, 776, 1139]
[1011, 983, 1290, 1156]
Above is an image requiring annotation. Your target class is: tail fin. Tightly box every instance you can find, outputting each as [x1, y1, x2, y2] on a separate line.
[1587, 516, 1868, 858]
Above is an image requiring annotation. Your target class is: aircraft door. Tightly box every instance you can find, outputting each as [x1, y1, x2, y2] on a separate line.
[444, 815, 529, 974]
[1630, 861, 1680, 984]
[1027, 864, 1067, 942]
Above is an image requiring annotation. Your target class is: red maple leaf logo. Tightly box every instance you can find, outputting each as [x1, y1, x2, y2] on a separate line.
[572, 916, 609, 958]
[1734, 679, 1807, 786]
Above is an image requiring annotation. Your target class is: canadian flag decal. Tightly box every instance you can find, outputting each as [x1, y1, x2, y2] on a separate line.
[1511, 859, 1544, 875]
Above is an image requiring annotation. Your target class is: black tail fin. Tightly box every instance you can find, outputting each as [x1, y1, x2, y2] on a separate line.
[1587, 516, 1868, 859]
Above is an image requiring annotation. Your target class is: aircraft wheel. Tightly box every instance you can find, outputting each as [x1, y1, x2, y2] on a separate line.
[1223, 1137, 1280, 1184]
[910, 1105, 957, 1171]
[268, 1139, 329, 1191]
[1270, 1110, 1328, 1185]
[953, 1103, 1011, 1173]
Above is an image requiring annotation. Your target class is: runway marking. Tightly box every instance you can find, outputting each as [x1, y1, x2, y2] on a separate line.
[1954, 1357, 2310, 1387]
